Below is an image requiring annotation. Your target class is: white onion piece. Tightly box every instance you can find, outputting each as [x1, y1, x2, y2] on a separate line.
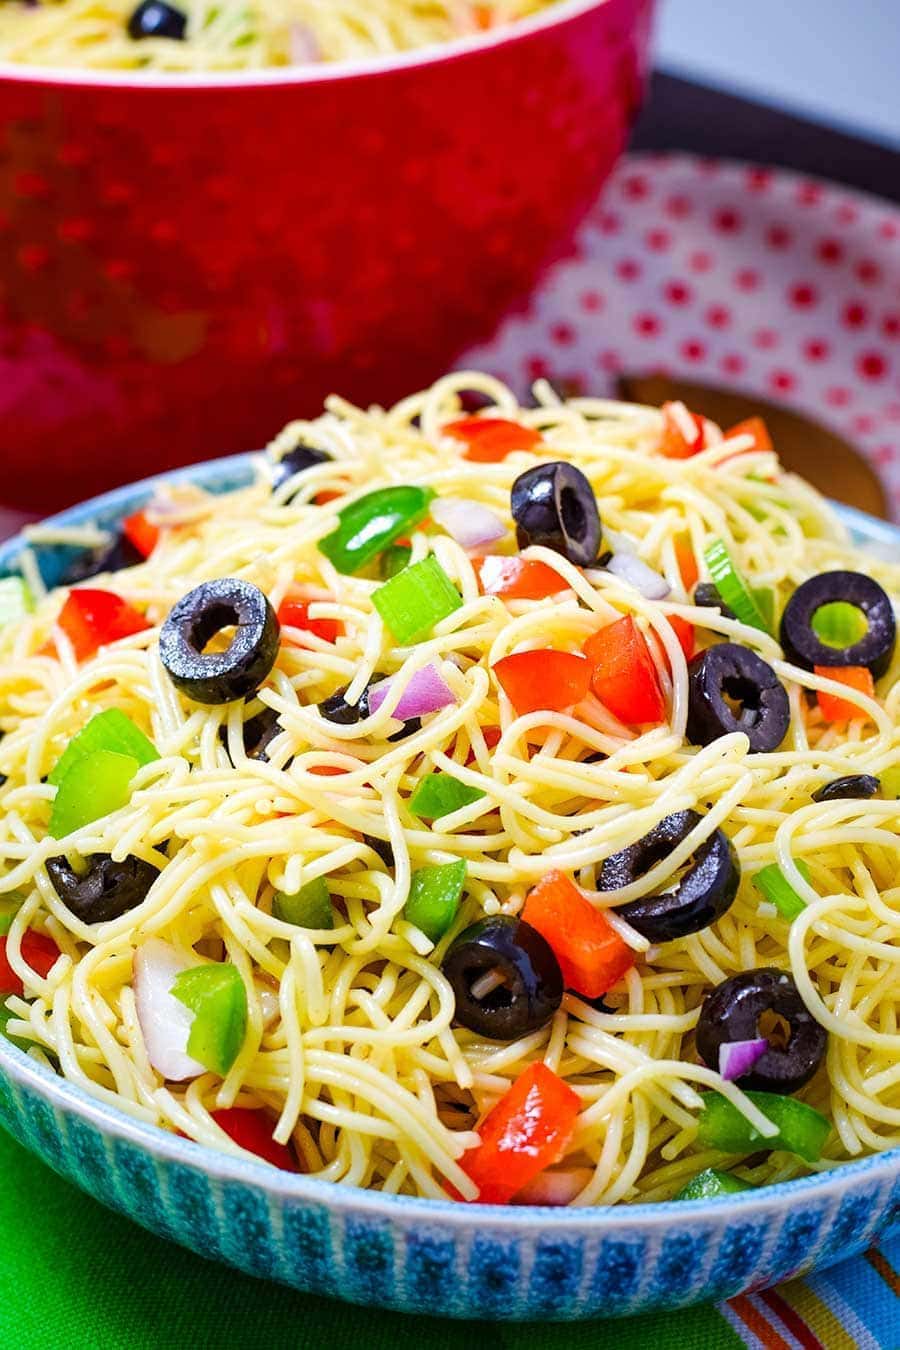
[430, 497, 507, 551]
[602, 526, 638, 555]
[719, 1037, 768, 1082]
[607, 553, 671, 600]
[133, 939, 204, 1082]
[515, 1168, 594, 1206]
[289, 22, 321, 64]
[258, 987, 280, 1029]
[368, 663, 457, 720]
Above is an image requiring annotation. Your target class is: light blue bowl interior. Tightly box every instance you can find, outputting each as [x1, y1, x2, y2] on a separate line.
[0, 459, 898, 1318]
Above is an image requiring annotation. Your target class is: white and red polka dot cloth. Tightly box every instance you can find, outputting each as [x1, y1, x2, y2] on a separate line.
[464, 152, 900, 520]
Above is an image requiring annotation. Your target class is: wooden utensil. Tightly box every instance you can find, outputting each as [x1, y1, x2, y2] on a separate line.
[615, 374, 889, 520]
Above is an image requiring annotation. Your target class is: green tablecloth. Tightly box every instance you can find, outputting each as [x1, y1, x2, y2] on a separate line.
[3, 1123, 897, 1348]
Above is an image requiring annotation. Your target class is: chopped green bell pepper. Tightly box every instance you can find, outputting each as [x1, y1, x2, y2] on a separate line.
[372, 555, 462, 644]
[272, 877, 334, 930]
[403, 859, 466, 942]
[409, 773, 486, 820]
[318, 485, 434, 575]
[811, 601, 868, 648]
[0, 1000, 37, 1054]
[0, 576, 34, 627]
[704, 538, 770, 634]
[48, 749, 140, 839]
[48, 708, 159, 788]
[0, 895, 23, 937]
[752, 859, 812, 920]
[380, 544, 412, 579]
[675, 1167, 752, 1200]
[696, 1090, 831, 1163]
[881, 766, 900, 800]
[171, 963, 247, 1077]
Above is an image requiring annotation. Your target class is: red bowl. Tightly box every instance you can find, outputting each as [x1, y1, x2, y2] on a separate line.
[0, 0, 655, 510]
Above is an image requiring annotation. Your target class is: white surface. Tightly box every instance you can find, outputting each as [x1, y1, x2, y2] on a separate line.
[656, 0, 900, 149]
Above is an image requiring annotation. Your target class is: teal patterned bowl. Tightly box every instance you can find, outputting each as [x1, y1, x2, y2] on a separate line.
[1, 458, 898, 1321]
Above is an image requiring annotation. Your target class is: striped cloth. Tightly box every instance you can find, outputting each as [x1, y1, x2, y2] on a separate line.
[0, 1125, 896, 1348]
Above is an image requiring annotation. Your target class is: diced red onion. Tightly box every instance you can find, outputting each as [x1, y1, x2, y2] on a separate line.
[607, 553, 671, 600]
[719, 1037, 768, 1081]
[289, 22, 321, 64]
[133, 939, 205, 1082]
[368, 663, 457, 720]
[431, 497, 507, 551]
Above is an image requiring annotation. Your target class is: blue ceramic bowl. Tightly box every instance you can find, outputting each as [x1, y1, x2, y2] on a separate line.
[1, 458, 898, 1321]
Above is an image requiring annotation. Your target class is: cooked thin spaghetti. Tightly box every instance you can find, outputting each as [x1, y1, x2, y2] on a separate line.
[0, 0, 549, 72]
[0, 371, 898, 1205]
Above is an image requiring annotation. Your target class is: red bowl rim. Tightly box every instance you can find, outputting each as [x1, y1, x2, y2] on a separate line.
[0, 0, 628, 90]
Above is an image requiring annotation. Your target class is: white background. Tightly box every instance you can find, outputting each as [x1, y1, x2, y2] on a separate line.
[656, 0, 900, 150]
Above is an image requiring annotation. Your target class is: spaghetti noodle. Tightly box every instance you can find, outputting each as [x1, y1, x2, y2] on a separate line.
[0, 372, 897, 1205]
[0, 0, 550, 72]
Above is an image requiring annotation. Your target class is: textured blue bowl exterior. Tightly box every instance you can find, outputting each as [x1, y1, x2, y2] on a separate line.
[0, 459, 897, 1321]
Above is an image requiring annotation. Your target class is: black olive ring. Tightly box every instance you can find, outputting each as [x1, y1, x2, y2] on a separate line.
[696, 966, 827, 1095]
[442, 915, 563, 1041]
[687, 643, 791, 754]
[779, 570, 896, 678]
[510, 461, 602, 568]
[46, 854, 160, 925]
[812, 774, 880, 803]
[159, 578, 280, 705]
[599, 809, 741, 943]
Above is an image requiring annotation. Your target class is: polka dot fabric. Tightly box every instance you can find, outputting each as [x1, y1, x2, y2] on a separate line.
[463, 152, 900, 519]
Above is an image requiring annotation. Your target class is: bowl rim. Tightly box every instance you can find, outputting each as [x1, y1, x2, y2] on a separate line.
[1, 456, 899, 1231]
[0, 0, 625, 92]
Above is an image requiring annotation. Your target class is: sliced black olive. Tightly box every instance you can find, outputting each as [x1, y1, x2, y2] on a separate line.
[127, 0, 187, 38]
[812, 773, 880, 803]
[696, 967, 827, 1095]
[62, 533, 143, 586]
[46, 854, 160, 924]
[599, 809, 740, 942]
[318, 674, 420, 741]
[159, 578, 279, 705]
[363, 834, 394, 868]
[687, 643, 790, 753]
[693, 582, 737, 622]
[219, 706, 283, 764]
[510, 461, 601, 567]
[270, 443, 332, 494]
[779, 571, 896, 678]
[442, 915, 563, 1041]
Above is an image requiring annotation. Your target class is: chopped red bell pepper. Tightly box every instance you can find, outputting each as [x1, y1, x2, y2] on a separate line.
[674, 536, 699, 593]
[461, 1062, 580, 1204]
[121, 510, 160, 559]
[464, 725, 502, 764]
[210, 1107, 299, 1171]
[667, 615, 695, 661]
[583, 617, 666, 724]
[314, 489, 344, 506]
[726, 416, 773, 454]
[57, 589, 151, 662]
[277, 598, 342, 645]
[660, 402, 705, 459]
[0, 931, 61, 996]
[814, 665, 875, 722]
[493, 649, 591, 715]
[474, 555, 567, 600]
[443, 417, 543, 464]
[522, 870, 634, 998]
